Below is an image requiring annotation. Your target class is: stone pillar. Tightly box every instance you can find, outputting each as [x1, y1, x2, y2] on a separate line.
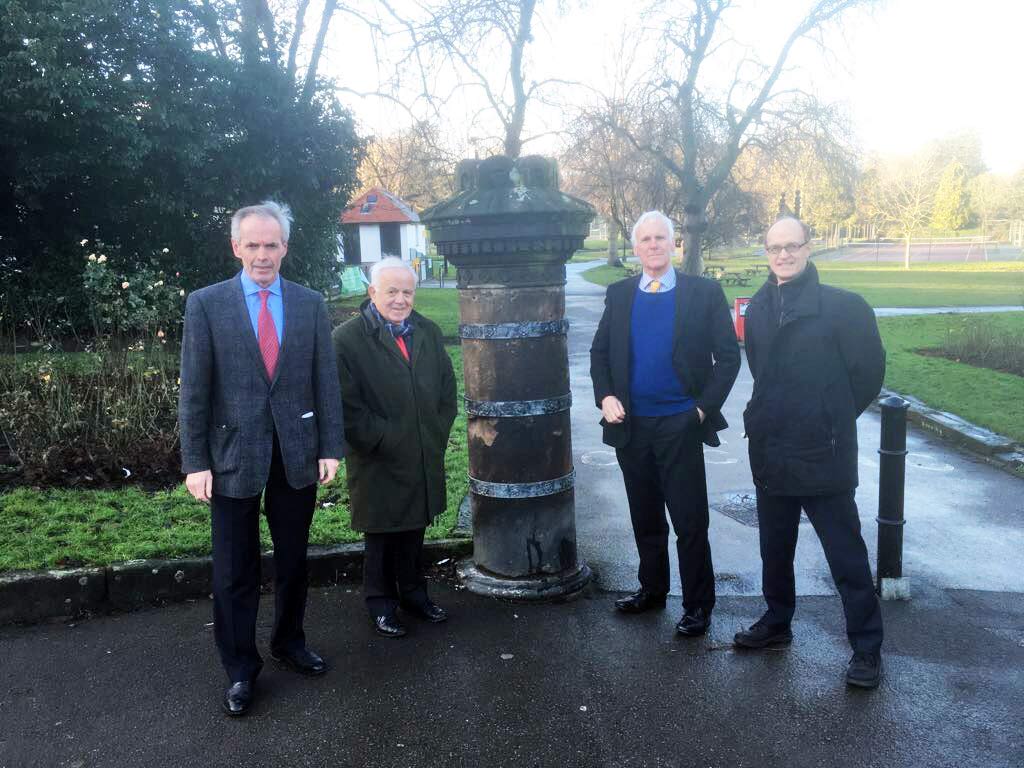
[421, 155, 594, 600]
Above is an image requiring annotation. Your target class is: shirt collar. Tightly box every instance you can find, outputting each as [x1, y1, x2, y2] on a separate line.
[239, 270, 281, 297]
[638, 268, 676, 291]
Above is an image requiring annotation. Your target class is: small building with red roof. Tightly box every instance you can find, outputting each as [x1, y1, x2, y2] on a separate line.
[339, 187, 427, 267]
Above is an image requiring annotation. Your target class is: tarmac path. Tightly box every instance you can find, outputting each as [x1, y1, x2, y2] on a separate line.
[0, 262, 1020, 768]
[565, 260, 1024, 599]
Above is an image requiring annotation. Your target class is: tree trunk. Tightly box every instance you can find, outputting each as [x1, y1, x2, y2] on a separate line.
[681, 204, 705, 275]
[903, 235, 911, 270]
[606, 226, 621, 267]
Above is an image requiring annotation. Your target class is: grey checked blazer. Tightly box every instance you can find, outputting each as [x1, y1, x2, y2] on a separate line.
[178, 274, 344, 498]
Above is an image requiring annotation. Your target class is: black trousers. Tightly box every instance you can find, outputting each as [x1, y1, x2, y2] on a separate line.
[210, 436, 317, 683]
[615, 409, 715, 612]
[756, 489, 884, 654]
[363, 528, 429, 617]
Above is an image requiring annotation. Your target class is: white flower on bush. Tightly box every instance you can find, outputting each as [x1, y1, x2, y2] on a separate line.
[88, 254, 97, 262]
[162, 248, 169, 253]
[121, 281, 130, 289]
[179, 289, 185, 297]
[80, 239, 89, 246]
[98, 255, 107, 263]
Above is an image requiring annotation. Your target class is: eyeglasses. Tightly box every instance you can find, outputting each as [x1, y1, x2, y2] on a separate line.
[765, 241, 808, 256]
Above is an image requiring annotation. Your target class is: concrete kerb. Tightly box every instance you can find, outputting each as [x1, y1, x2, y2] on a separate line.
[874, 388, 1024, 477]
[0, 537, 472, 626]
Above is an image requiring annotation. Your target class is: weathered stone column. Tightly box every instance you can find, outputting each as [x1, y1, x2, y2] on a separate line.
[421, 155, 594, 600]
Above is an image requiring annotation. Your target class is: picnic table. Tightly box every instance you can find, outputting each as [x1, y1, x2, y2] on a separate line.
[702, 265, 725, 279]
[719, 272, 751, 287]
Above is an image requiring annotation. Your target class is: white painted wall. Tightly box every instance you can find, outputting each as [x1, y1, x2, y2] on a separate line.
[358, 225, 382, 263]
[400, 223, 427, 260]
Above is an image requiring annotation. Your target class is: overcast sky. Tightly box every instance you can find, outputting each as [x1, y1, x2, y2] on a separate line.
[326, 0, 1022, 174]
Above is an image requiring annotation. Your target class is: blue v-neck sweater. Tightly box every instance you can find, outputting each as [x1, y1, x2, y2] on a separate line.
[629, 289, 695, 417]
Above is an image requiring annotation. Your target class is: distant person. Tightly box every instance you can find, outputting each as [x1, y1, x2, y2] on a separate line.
[735, 216, 887, 689]
[590, 211, 740, 637]
[332, 257, 457, 638]
[178, 201, 344, 716]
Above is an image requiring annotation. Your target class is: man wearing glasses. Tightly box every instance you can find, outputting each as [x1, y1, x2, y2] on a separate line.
[735, 216, 887, 689]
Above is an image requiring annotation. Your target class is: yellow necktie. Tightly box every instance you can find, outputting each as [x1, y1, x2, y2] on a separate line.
[649, 280, 661, 293]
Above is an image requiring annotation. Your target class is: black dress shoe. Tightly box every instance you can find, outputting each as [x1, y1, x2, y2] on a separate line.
[222, 681, 254, 717]
[402, 600, 448, 623]
[675, 607, 712, 637]
[733, 618, 793, 649]
[372, 614, 408, 638]
[846, 652, 882, 689]
[614, 591, 668, 614]
[270, 647, 328, 676]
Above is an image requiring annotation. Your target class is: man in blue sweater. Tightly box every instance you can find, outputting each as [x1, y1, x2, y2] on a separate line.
[590, 211, 740, 637]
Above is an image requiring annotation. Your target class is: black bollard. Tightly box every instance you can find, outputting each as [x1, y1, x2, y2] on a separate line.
[876, 395, 910, 600]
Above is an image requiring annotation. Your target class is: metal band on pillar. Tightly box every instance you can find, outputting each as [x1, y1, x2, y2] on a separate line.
[468, 470, 576, 499]
[464, 394, 572, 417]
[459, 320, 569, 340]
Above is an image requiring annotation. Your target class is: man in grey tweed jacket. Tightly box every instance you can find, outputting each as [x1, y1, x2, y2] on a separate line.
[178, 201, 344, 717]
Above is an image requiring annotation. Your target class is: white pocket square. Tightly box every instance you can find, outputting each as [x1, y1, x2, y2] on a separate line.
[301, 411, 314, 419]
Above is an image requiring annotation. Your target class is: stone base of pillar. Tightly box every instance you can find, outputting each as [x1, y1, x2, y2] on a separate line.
[878, 576, 911, 601]
[456, 558, 592, 602]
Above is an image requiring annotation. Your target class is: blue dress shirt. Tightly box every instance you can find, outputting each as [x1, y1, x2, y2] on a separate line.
[239, 271, 283, 344]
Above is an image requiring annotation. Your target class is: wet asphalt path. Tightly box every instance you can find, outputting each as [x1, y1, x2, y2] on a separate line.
[0, 263, 1021, 767]
[565, 261, 1024, 600]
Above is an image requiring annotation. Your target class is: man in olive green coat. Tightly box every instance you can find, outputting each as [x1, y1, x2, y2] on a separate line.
[332, 257, 458, 638]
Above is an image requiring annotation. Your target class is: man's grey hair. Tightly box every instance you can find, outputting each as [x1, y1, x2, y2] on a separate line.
[765, 216, 811, 245]
[231, 200, 293, 243]
[370, 257, 418, 287]
[631, 211, 675, 246]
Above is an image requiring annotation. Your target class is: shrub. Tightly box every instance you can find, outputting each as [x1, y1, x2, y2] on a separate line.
[0, 349, 181, 487]
[940, 318, 1024, 377]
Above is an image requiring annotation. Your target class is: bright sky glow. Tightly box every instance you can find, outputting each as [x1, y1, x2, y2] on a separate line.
[324, 0, 1023, 174]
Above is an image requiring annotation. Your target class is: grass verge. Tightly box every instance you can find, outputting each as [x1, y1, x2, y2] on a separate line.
[0, 348, 468, 572]
[878, 313, 1024, 443]
[581, 260, 1024, 307]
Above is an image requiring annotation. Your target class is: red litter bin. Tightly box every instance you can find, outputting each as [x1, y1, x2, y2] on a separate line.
[734, 297, 752, 343]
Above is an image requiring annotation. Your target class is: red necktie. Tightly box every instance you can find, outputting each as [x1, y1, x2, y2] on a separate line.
[257, 289, 279, 379]
[395, 335, 410, 361]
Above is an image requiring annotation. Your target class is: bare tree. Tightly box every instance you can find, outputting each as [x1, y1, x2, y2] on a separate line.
[562, 107, 682, 266]
[862, 156, 936, 269]
[379, 0, 574, 158]
[608, 0, 872, 274]
[193, 0, 365, 108]
[358, 121, 459, 208]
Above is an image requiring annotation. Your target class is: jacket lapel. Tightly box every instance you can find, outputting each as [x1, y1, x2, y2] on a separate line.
[233, 275, 271, 386]
[672, 270, 698, 351]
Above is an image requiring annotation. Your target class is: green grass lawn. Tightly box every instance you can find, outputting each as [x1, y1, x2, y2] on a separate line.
[0, 348, 468, 572]
[581, 260, 1024, 308]
[878, 313, 1024, 443]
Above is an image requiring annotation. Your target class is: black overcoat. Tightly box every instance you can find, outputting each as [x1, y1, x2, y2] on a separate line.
[743, 262, 885, 497]
[332, 301, 458, 533]
[589, 270, 741, 448]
